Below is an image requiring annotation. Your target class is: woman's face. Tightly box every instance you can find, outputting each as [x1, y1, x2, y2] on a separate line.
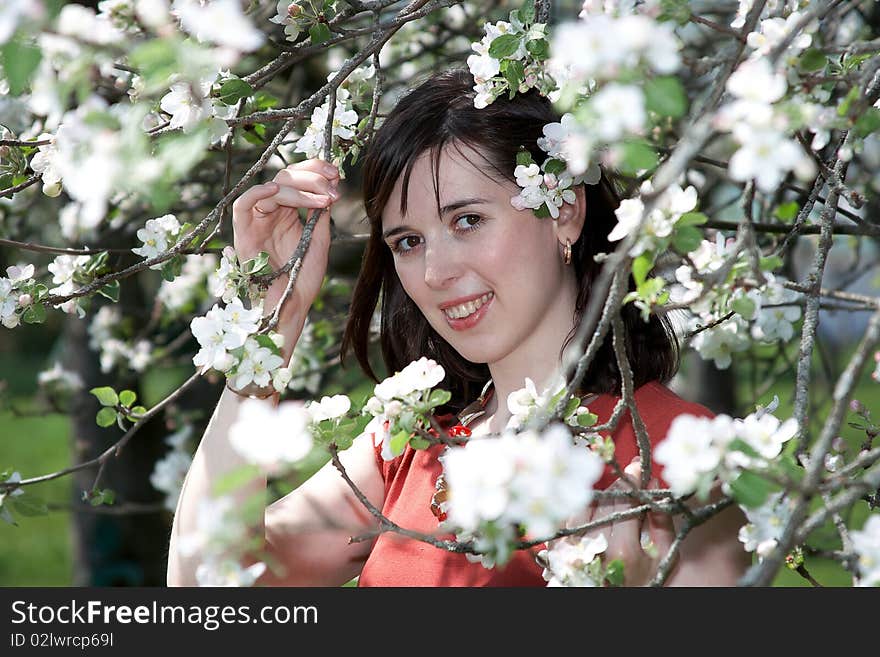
[381, 143, 582, 367]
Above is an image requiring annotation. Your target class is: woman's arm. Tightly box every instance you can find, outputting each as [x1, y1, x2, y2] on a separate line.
[167, 384, 386, 586]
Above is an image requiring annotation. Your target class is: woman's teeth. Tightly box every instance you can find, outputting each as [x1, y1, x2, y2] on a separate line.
[443, 292, 493, 320]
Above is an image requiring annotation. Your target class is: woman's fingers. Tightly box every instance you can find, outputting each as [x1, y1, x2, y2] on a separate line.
[232, 182, 279, 226]
[253, 186, 334, 215]
[273, 166, 339, 197]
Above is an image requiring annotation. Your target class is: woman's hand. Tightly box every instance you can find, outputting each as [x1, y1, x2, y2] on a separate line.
[570, 459, 677, 586]
[231, 158, 339, 323]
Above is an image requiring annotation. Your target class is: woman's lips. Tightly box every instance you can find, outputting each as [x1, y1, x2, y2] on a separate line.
[443, 293, 493, 331]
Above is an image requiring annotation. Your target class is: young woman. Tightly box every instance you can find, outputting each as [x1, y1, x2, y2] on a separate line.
[167, 69, 751, 587]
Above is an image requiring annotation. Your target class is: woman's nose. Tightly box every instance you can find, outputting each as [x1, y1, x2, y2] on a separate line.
[422, 241, 461, 289]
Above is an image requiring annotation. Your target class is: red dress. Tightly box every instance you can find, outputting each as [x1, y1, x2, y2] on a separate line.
[357, 380, 714, 587]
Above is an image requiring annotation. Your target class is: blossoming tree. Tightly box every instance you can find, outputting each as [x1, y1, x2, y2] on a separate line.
[1, 0, 879, 586]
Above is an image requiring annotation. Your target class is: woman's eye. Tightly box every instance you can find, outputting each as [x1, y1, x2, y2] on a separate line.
[454, 214, 482, 231]
[394, 235, 422, 253]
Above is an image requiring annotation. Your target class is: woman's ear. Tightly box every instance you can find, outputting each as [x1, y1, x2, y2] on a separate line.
[553, 183, 587, 245]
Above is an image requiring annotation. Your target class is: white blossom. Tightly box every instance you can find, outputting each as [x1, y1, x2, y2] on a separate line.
[158, 253, 218, 311]
[735, 413, 798, 460]
[269, 0, 301, 42]
[231, 338, 284, 390]
[746, 12, 814, 58]
[540, 533, 608, 587]
[851, 515, 880, 587]
[37, 362, 84, 392]
[172, 0, 264, 52]
[150, 449, 192, 511]
[690, 316, 751, 369]
[654, 414, 735, 497]
[228, 399, 314, 476]
[607, 180, 697, 255]
[306, 394, 351, 423]
[294, 96, 359, 159]
[440, 424, 604, 560]
[0, 0, 44, 47]
[589, 83, 645, 141]
[132, 214, 181, 266]
[738, 492, 796, 560]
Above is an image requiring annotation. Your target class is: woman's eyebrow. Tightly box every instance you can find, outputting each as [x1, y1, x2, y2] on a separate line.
[382, 198, 490, 240]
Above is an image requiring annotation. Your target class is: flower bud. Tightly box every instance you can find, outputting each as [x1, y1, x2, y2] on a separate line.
[824, 453, 843, 473]
[43, 180, 63, 197]
[384, 400, 403, 418]
[287, 2, 301, 18]
[17, 293, 32, 307]
[270, 333, 285, 349]
[831, 436, 847, 453]
[365, 396, 383, 415]
[849, 399, 865, 414]
[543, 173, 558, 190]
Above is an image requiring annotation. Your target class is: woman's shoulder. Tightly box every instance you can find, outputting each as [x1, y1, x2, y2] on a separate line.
[585, 379, 715, 428]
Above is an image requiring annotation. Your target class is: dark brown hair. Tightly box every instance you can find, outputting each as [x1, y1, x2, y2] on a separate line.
[341, 68, 679, 412]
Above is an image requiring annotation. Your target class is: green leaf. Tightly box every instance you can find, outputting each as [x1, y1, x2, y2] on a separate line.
[760, 255, 784, 272]
[1, 38, 42, 95]
[525, 38, 549, 60]
[488, 34, 522, 59]
[799, 48, 827, 72]
[390, 430, 410, 457]
[604, 559, 625, 586]
[427, 389, 452, 408]
[130, 405, 147, 417]
[533, 204, 551, 219]
[22, 303, 45, 324]
[85, 488, 116, 507]
[618, 141, 658, 176]
[677, 211, 708, 227]
[9, 493, 48, 517]
[837, 87, 859, 117]
[855, 108, 880, 137]
[516, 150, 534, 166]
[632, 253, 654, 287]
[90, 387, 118, 407]
[161, 255, 184, 282]
[564, 396, 581, 419]
[97, 280, 120, 302]
[520, 0, 536, 23]
[118, 390, 137, 407]
[773, 201, 799, 222]
[729, 470, 771, 509]
[543, 158, 566, 176]
[309, 22, 332, 45]
[501, 58, 524, 92]
[577, 412, 598, 427]
[644, 76, 688, 119]
[96, 407, 118, 428]
[672, 225, 703, 254]
[657, 0, 692, 25]
[217, 78, 254, 106]
[409, 437, 431, 450]
[730, 295, 757, 320]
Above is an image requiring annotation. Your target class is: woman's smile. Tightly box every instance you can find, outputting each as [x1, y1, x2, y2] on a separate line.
[441, 291, 494, 330]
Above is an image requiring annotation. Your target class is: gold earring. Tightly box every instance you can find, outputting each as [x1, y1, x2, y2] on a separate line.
[563, 239, 572, 265]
